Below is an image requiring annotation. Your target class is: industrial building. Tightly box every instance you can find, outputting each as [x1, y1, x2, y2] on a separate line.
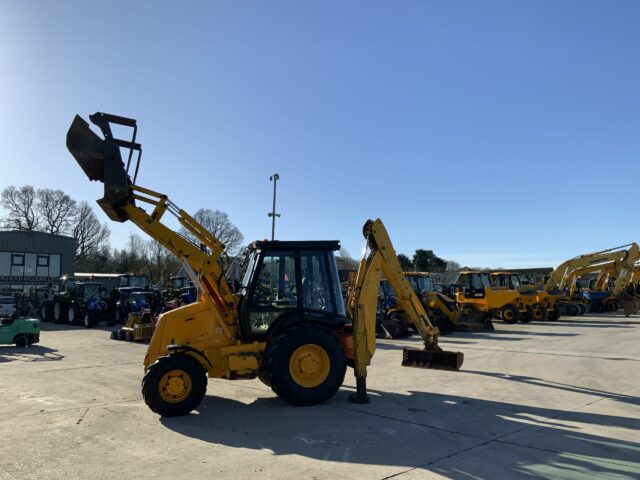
[0, 230, 75, 294]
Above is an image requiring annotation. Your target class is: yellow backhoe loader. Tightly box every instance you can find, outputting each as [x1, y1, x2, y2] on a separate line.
[379, 272, 493, 333]
[67, 112, 462, 415]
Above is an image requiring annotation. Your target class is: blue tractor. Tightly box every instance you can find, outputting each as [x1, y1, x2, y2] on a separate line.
[41, 281, 109, 327]
[112, 288, 158, 324]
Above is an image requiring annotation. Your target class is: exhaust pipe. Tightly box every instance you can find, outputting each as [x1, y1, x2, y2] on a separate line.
[66, 113, 139, 222]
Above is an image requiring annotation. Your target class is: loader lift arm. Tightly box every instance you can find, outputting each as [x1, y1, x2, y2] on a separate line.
[347, 219, 463, 403]
[67, 113, 239, 339]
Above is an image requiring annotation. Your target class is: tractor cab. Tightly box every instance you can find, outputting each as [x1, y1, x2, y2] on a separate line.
[237, 240, 347, 341]
[119, 274, 150, 290]
[491, 272, 521, 289]
[455, 272, 492, 299]
[74, 282, 104, 302]
[405, 272, 434, 296]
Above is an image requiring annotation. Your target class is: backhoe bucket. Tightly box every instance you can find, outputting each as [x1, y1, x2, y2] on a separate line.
[402, 347, 464, 370]
[66, 115, 131, 222]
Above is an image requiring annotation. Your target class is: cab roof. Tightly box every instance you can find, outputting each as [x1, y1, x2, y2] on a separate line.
[248, 240, 341, 251]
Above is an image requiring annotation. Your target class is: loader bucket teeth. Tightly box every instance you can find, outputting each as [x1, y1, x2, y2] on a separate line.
[402, 347, 464, 371]
[66, 115, 131, 222]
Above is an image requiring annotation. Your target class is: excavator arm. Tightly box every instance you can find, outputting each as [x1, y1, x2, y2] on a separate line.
[545, 244, 638, 291]
[347, 219, 463, 403]
[66, 112, 239, 339]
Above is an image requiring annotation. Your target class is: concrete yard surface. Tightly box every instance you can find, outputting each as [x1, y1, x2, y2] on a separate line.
[0, 313, 638, 480]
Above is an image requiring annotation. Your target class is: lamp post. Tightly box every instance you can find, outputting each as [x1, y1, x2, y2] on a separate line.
[268, 173, 280, 241]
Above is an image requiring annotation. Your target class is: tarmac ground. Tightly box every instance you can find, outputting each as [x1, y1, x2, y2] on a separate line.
[1, 312, 638, 480]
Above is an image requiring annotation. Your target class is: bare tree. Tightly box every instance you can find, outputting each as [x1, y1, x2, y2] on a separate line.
[72, 201, 111, 262]
[180, 209, 244, 255]
[336, 247, 359, 271]
[445, 260, 462, 272]
[37, 188, 77, 234]
[1, 185, 40, 231]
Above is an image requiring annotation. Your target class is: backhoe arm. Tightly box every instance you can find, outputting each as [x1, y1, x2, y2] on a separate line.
[348, 219, 463, 403]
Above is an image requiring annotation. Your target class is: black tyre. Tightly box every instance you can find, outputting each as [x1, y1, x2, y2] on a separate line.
[428, 310, 456, 333]
[548, 309, 560, 321]
[566, 304, 579, 316]
[118, 330, 126, 341]
[531, 304, 548, 322]
[67, 304, 80, 325]
[591, 301, 604, 313]
[15, 335, 27, 348]
[519, 307, 532, 323]
[40, 303, 52, 322]
[110, 330, 119, 340]
[83, 312, 93, 329]
[383, 313, 412, 338]
[53, 300, 66, 324]
[500, 305, 520, 324]
[577, 303, 587, 315]
[125, 331, 134, 342]
[142, 354, 208, 417]
[266, 324, 346, 406]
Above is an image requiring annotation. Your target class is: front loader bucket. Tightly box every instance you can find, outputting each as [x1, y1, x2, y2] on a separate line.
[458, 312, 495, 332]
[402, 347, 464, 371]
[66, 115, 131, 222]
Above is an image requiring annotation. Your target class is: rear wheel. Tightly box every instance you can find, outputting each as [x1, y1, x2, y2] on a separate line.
[531, 304, 548, 322]
[53, 300, 66, 324]
[266, 324, 346, 406]
[383, 313, 412, 338]
[500, 305, 520, 324]
[15, 335, 27, 348]
[40, 304, 52, 322]
[67, 305, 79, 325]
[142, 354, 207, 417]
[548, 309, 560, 321]
[577, 303, 587, 315]
[519, 308, 532, 323]
[591, 301, 604, 313]
[566, 304, 579, 316]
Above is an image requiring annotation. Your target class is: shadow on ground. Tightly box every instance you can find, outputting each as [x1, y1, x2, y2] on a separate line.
[159, 387, 640, 480]
[0, 345, 63, 363]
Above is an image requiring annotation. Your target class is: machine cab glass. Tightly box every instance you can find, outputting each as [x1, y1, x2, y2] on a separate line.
[239, 242, 346, 339]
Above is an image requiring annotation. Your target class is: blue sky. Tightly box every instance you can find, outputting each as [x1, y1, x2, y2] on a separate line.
[1, 1, 638, 268]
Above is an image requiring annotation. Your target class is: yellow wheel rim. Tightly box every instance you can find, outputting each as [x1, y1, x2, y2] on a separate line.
[158, 369, 192, 403]
[289, 344, 330, 388]
[503, 309, 514, 320]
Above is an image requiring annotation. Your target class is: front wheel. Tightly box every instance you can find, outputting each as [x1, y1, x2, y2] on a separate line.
[500, 305, 520, 324]
[15, 335, 28, 348]
[265, 324, 346, 406]
[142, 354, 208, 417]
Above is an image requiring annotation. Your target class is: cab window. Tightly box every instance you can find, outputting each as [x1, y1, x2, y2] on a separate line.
[248, 251, 297, 334]
[300, 251, 334, 313]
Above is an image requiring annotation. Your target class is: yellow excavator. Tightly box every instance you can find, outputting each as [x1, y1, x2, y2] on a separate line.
[67, 112, 462, 415]
[544, 243, 639, 316]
